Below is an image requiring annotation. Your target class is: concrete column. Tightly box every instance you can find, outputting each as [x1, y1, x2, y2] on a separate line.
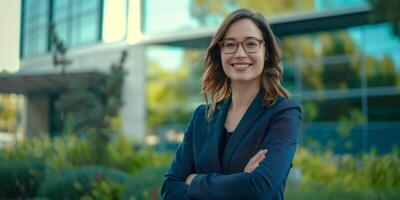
[24, 95, 49, 137]
[121, 45, 146, 141]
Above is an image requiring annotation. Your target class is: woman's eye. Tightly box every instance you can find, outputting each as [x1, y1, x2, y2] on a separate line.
[224, 42, 236, 48]
[245, 41, 258, 47]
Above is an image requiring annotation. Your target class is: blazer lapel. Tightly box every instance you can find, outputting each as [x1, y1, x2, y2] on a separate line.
[222, 91, 265, 170]
[208, 96, 231, 173]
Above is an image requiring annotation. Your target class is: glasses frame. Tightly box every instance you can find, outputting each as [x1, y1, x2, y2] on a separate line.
[218, 38, 265, 54]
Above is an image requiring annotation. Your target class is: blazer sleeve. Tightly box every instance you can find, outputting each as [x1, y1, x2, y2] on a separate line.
[160, 106, 201, 200]
[188, 103, 302, 200]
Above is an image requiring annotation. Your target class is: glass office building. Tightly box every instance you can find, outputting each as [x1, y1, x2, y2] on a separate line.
[143, 0, 400, 154]
[14, 0, 400, 153]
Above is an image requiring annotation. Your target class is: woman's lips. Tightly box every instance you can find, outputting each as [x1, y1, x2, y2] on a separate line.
[231, 63, 252, 71]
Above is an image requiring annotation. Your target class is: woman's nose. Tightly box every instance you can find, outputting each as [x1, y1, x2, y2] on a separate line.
[233, 44, 247, 58]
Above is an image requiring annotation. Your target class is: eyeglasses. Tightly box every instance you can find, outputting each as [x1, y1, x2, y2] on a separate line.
[219, 38, 264, 54]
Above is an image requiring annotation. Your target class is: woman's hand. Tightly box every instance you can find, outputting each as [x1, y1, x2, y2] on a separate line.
[244, 149, 268, 173]
[185, 174, 197, 185]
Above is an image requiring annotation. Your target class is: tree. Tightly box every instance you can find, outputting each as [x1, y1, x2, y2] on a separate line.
[49, 23, 72, 75]
[55, 51, 127, 163]
[49, 23, 128, 164]
[370, 0, 400, 36]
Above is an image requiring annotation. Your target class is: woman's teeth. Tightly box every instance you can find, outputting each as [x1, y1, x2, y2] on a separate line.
[232, 64, 251, 70]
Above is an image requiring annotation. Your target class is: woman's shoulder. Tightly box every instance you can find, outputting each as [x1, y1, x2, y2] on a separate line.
[191, 103, 220, 122]
[272, 96, 302, 113]
[191, 104, 208, 119]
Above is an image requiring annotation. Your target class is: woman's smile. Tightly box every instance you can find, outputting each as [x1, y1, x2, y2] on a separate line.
[231, 62, 253, 71]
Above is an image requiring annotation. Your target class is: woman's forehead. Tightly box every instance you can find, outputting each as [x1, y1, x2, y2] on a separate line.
[223, 19, 262, 39]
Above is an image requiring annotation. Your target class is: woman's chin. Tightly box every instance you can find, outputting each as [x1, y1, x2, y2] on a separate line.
[229, 76, 260, 84]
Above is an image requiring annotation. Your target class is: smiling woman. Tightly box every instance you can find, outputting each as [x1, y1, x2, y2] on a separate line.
[161, 8, 302, 200]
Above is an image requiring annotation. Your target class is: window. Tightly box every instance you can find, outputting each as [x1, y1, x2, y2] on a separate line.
[52, 0, 101, 47]
[21, 0, 50, 57]
[21, 0, 102, 58]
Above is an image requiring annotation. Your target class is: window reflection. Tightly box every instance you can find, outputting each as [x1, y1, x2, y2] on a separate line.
[144, 0, 367, 35]
[367, 123, 400, 154]
[142, 5, 399, 153]
[303, 125, 363, 154]
[362, 23, 400, 88]
[146, 47, 204, 135]
[303, 98, 362, 122]
[301, 58, 361, 91]
[368, 95, 400, 121]
[281, 23, 400, 93]
[282, 62, 297, 93]
[366, 55, 399, 87]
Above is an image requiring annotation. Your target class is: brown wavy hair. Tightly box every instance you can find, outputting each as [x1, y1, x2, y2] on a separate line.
[201, 8, 290, 119]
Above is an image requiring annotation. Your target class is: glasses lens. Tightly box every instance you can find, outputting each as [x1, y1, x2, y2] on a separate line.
[222, 41, 237, 53]
[243, 39, 260, 53]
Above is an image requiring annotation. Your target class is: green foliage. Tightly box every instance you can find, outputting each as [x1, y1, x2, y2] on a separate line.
[82, 179, 125, 200]
[49, 21, 129, 166]
[105, 136, 172, 174]
[55, 50, 128, 164]
[370, 0, 400, 36]
[0, 157, 46, 199]
[0, 135, 92, 171]
[56, 51, 126, 133]
[0, 135, 173, 199]
[146, 49, 203, 134]
[39, 166, 129, 199]
[337, 109, 367, 138]
[0, 94, 23, 133]
[190, 0, 312, 26]
[1, 136, 399, 199]
[287, 146, 400, 199]
[286, 184, 400, 200]
[0, 134, 172, 175]
[49, 22, 72, 74]
[122, 166, 168, 200]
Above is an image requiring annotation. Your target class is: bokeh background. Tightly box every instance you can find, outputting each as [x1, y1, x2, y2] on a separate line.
[0, 0, 399, 199]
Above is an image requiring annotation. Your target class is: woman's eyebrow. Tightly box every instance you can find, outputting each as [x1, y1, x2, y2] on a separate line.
[223, 37, 236, 41]
[223, 36, 260, 40]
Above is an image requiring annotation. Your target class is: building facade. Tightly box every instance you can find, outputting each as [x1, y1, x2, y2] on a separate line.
[1, 0, 399, 154]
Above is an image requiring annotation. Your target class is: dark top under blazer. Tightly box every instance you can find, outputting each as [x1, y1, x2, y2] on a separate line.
[161, 91, 302, 200]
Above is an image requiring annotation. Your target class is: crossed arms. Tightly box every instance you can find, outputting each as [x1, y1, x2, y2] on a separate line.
[161, 106, 301, 200]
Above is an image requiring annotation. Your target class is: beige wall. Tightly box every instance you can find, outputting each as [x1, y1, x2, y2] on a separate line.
[0, 0, 20, 72]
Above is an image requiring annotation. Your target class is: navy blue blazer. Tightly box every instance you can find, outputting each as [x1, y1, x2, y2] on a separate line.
[161, 91, 302, 200]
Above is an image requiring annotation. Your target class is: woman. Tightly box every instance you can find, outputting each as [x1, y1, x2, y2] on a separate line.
[161, 8, 301, 200]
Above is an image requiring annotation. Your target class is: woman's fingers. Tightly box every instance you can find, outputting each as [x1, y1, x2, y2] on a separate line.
[253, 150, 267, 163]
[244, 149, 268, 173]
[248, 163, 259, 173]
[248, 149, 267, 165]
[247, 154, 266, 172]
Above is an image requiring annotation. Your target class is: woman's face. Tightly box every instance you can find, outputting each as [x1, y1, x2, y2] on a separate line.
[220, 18, 266, 85]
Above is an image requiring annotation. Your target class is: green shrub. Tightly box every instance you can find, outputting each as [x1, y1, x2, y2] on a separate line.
[0, 135, 173, 175]
[0, 157, 46, 199]
[105, 136, 173, 174]
[285, 183, 400, 200]
[39, 165, 130, 199]
[286, 146, 400, 199]
[0, 135, 91, 169]
[122, 166, 168, 200]
[81, 179, 125, 200]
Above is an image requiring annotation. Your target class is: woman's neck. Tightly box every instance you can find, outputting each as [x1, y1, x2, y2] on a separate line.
[230, 80, 260, 111]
